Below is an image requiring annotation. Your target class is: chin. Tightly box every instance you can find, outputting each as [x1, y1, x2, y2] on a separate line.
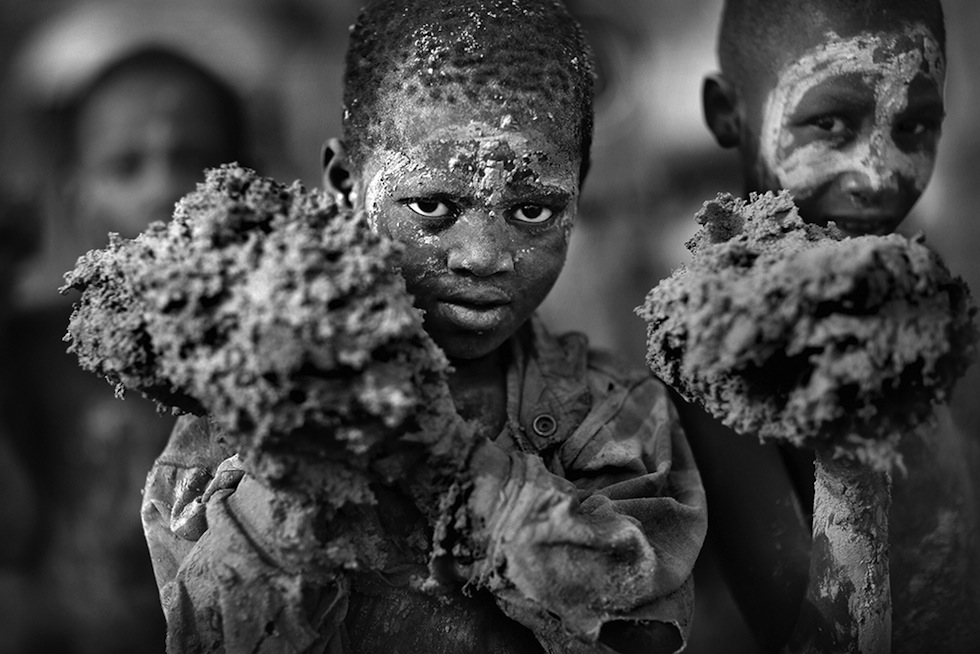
[434, 329, 512, 362]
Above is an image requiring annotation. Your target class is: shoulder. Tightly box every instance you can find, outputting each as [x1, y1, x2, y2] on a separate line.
[534, 320, 679, 444]
[585, 343, 661, 395]
[541, 328, 699, 495]
[581, 343, 680, 446]
[550, 322, 670, 404]
[530, 317, 671, 409]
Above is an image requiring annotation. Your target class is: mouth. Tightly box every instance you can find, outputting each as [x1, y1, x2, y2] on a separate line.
[435, 289, 512, 331]
[442, 287, 511, 305]
[824, 216, 900, 237]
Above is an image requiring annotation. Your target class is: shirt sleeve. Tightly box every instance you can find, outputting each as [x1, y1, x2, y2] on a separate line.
[462, 374, 707, 654]
[140, 415, 348, 654]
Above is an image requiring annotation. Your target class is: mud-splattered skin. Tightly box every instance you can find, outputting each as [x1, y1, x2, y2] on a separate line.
[355, 95, 580, 361]
[747, 23, 945, 236]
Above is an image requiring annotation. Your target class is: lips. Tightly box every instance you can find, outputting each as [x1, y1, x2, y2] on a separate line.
[441, 287, 510, 306]
[825, 215, 901, 237]
[433, 286, 512, 331]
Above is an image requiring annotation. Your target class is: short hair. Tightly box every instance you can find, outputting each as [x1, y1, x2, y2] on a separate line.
[717, 0, 946, 91]
[342, 0, 596, 182]
[59, 46, 248, 171]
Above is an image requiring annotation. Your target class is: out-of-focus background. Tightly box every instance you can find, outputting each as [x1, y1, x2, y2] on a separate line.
[0, 1, 976, 653]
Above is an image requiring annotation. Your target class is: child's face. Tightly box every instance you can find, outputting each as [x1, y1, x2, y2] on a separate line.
[355, 95, 580, 360]
[73, 68, 237, 237]
[747, 23, 945, 236]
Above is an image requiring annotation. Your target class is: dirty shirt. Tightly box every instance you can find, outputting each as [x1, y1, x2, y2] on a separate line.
[140, 318, 707, 653]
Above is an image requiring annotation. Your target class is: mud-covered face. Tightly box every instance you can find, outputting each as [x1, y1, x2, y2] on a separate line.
[356, 97, 580, 360]
[753, 24, 945, 236]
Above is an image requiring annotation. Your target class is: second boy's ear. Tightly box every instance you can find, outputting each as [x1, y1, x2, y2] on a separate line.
[702, 73, 742, 149]
[321, 137, 356, 207]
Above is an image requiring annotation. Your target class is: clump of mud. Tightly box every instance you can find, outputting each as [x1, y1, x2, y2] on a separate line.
[638, 191, 977, 469]
[62, 164, 470, 521]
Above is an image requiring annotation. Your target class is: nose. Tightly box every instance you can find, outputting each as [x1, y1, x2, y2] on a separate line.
[139, 155, 187, 205]
[839, 170, 876, 204]
[446, 212, 515, 277]
[838, 167, 899, 208]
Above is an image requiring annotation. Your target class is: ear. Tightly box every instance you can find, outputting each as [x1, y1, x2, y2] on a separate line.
[702, 73, 742, 149]
[321, 137, 356, 207]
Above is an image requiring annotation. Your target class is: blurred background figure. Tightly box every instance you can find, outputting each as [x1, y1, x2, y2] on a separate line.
[0, 1, 288, 652]
[8, 0, 289, 304]
[59, 46, 250, 239]
[0, 183, 45, 654]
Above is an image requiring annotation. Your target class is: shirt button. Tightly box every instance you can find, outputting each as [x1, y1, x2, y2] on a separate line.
[532, 413, 557, 437]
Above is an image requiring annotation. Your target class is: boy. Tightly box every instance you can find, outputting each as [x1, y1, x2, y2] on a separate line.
[141, 1, 707, 652]
[696, 0, 979, 651]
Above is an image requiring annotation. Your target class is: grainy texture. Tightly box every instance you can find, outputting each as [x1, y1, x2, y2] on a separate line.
[342, 0, 595, 176]
[638, 190, 977, 469]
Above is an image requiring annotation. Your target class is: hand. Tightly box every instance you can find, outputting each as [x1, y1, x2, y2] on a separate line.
[203, 454, 247, 501]
[171, 454, 246, 541]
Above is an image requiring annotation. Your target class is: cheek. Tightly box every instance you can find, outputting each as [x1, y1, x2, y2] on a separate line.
[78, 173, 131, 218]
[771, 140, 852, 199]
[391, 233, 444, 293]
[513, 235, 567, 298]
[771, 137, 936, 200]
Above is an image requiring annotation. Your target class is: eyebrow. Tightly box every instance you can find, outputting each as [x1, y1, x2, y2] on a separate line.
[900, 97, 945, 118]
[901, 87, 945, 115]
[796, 85, 875, 114]
[404, 182, 574, 204]
[502, 185, 573, 205]
[390, 162, 575, 194]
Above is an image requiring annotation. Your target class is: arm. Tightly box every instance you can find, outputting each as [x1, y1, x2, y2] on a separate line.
[458, 376, 707, 653]
[140, 416, 348, 654]
[672, 392, 811, 653]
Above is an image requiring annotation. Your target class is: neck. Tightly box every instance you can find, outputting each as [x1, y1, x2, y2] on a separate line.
[448, 346, 509, 438]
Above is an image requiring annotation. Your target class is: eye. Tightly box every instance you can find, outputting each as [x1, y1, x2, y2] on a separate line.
[895, 117, 939, 137]
[406, 199, 452, 218]
[103, 152, 143, 182]
[512, 204, 554, 224]
[810, 115, 849, 135]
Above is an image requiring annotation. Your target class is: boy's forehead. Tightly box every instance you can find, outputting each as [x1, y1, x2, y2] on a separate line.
[767, 23, 945, 101]
[344, 0, 594, 160]
[765, 13, 944, 82]
[364, 30, 589, 130]
[359, 101, 581, 206]
[378, 83, 578, 145]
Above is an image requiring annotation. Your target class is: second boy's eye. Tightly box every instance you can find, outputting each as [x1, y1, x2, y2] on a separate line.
[894, 117, 939, 138]
[810, 115, 849, 135]
[512, 205, 554, 224]
[406, 199, 452, 218]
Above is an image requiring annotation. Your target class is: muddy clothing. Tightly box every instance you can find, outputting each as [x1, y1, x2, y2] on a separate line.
[141, 318, 707, 653]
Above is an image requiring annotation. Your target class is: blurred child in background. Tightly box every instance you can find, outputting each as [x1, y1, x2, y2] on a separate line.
[2, 2, 276, 650]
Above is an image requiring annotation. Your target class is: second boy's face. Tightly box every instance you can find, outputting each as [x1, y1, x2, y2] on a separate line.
[355, 96, 580, 360]
[748, 23, 945, 236]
